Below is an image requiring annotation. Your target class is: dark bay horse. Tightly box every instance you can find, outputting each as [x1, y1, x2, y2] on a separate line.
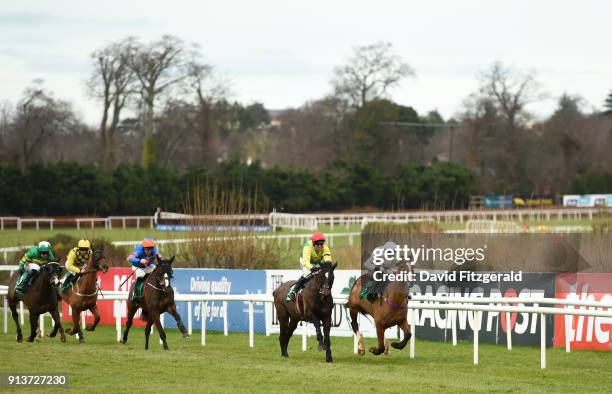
[60, 250, 108, 343]
[347, 263, 412, 355]
[7, 262, 66, 343]
[120, 256, 189, 350]
[273, 262, 337, 362]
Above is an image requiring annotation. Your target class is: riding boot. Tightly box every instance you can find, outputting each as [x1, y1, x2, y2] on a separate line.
[132, 277, 145, 301]
[15, 270, 29, 293]
[286, 275, 307, 302]
[60, 272, 74, 293]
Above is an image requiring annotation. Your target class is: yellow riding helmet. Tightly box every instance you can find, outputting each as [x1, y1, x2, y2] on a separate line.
[77, 239, 91, 249]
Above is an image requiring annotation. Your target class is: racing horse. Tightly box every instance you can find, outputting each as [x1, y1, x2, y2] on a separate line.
[273, 262, 337, 362]
[120, 256, 189, 350]
[59, 249, 108, 343]
[347, 261, 412, 355]
[7, 262, 66, 343]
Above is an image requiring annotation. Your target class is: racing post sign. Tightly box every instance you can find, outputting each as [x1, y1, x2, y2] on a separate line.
[360, 225, 612, 348]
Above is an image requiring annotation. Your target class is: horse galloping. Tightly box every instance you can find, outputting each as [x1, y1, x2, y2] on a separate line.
[7, 262, 66, 343]
[60, 249, 109, 342]
[120, 256, 189, 350]
[273, 262, 337, 362]
[347, 262, 412, 355]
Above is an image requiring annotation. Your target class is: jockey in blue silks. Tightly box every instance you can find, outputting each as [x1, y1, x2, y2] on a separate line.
[127, 238, 161, 299]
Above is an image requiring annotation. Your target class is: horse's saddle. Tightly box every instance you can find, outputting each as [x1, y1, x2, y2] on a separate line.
[359, 274, 391, 302]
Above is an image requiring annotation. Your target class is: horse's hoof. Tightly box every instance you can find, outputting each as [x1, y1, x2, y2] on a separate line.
[318, 344, 324, 352]
[26, 337, 35, 343]
[65, 328, 73, 335]
[182, 333, 191, 339]
[49, 332, 56, 338]
[163, 346, 169, 351]
[17, 336, 23, 343]
[85, 326, 95, 331]
[358, 348, 365, 356]
[78, 337, 85, 344]
[326, 357, 333, 363]
[369, 347, 383, 355]
[391, 341, 401, 349]
[384, 339, 390, 355]
[60, 336, 66, 343]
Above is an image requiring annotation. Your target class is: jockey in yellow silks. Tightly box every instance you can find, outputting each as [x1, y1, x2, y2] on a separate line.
[60, 239, 93, 292]
[286, 232, 332, 301]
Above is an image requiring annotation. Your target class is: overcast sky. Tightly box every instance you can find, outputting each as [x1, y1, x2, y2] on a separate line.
[1, 0, 611, 125]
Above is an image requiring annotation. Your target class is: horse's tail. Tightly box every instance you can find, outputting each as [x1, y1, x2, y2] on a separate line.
[140, 309, 148, 322]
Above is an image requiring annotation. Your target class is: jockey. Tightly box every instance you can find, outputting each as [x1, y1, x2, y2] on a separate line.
[15, 241, 56, 294]
[60, 239, 93, 292]
[127, 238, 161, 299]
[286, 232, 332, 301]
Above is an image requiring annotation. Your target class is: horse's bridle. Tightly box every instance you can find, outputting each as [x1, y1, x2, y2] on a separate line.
[147, 264, 173, 292]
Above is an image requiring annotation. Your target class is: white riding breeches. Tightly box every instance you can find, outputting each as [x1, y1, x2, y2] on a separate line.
[299, 257, 310, 275]
[132, 264, 155, 278]
[25, 263, 40, 274]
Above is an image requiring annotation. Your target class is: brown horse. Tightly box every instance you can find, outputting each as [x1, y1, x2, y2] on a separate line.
[60, 250, 109, 343]
[120, 256, 189, 350]
[7, 262, 66, 343]
[273, 262, 337, 362]
[347, 263, 412, 355]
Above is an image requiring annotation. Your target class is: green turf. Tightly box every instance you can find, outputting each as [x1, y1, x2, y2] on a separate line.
[0, 314, 610, 393]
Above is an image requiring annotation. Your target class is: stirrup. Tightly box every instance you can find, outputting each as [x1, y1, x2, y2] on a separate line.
[286, 290, 296, 302]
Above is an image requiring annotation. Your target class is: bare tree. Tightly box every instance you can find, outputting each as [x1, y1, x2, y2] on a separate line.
[190, 63, 227, 167]
[125, 35, 203, 167]
[87, 40, 135, 170]
[478, 62, 544, 131]
[12, 81, 75, 172]
[331, 41, 414, 109]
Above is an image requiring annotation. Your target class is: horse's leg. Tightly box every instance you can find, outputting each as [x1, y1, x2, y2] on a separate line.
[277, 313, 289, 357]
[144, 319, 153, 350]
[166, 303, 189, 338]
[9, 299, 22, 342]
[349, 305, 365, 356]
[286, 317, 299, 343]
[154, 314, 169, 350]
[391, 318, 411, 350]
[322, 315, 333, 362]
[313, 320, 324, 351]
[49, 306, 66, 343]
[65, 308, 79, 336]
[121, 302, 138, 344]
[26, 311, 39, 342]
[369, 320, 386, 355]
[86, 305, 100, 331]
[48, 305, 59, 337]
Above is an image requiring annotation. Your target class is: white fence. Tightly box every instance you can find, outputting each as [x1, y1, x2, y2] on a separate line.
[1, 283, 610, 369]
[0, 216, 155, 230]
[269, 208, 612, 229]
[4, 207, 610, 232]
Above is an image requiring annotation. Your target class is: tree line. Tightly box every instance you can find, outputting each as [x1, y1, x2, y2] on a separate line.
[0, 161, 473, 215]
[1, 36, 612, 215]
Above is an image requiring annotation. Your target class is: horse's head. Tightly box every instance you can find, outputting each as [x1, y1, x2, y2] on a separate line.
[91, 249, 109, 273]
[42, 262, 62, 287]
[312, 262, 337, 298]
[154, 255, 175, 292]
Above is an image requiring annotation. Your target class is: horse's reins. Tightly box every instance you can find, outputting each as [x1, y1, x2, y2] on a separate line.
[71, 262, 105, 298]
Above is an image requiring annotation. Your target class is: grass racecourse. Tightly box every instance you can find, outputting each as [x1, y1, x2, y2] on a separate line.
[0, 314, 611, 393]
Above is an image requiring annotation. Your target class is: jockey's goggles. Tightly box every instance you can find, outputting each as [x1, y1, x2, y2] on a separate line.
[78, 247, 89, 253]
[313, 241, 325, 246]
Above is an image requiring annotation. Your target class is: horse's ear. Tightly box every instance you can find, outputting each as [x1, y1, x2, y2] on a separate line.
[169, 255, 175, 265]
[332, 262, 338, 271]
